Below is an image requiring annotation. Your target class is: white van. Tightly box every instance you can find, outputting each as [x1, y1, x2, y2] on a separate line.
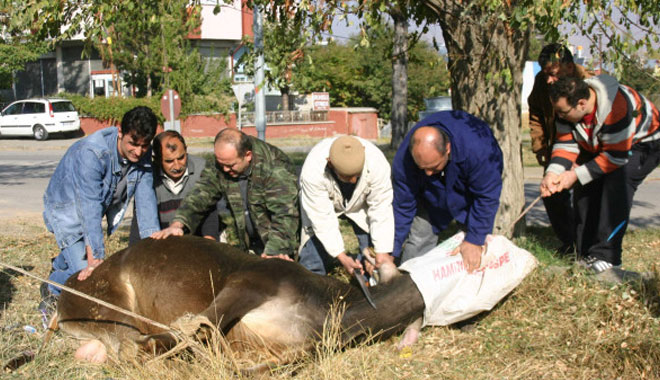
[0, 98, 81, 140]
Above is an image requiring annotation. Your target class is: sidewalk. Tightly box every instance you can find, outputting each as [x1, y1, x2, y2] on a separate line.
[524, 166, 660, 180]
[1, 135, 659, 232]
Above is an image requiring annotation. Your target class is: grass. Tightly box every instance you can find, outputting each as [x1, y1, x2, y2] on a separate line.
[2, 118, 657, 378]
[1, 219, 659, 379]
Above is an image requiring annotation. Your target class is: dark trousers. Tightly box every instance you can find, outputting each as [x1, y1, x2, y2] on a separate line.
[299, 218, 371, 275]
[574, 140, 660, 265]
[542, 188, 575, 249]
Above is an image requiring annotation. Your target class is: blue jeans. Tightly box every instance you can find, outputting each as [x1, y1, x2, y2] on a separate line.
[48, 238, 87, 296]
[299, 219, 371, 275]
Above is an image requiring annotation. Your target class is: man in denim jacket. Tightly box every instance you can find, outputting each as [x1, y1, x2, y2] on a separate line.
[42, 106, 160, 302]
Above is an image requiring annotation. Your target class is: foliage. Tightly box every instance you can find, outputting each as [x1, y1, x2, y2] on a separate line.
[58, 93, 162, 124]
[293, 26, 450, 121]
[7, 0, 234, 106]
[618, 63, 660, 97]
[561, 0, 660, 81]
[0, 41, 49, 89]
[166, 53, 235, 116]
[527, 34, 545, 63]
[0, 4, 50, 89]
[237, 13, 310, 109]
[60, 85, 233, 123]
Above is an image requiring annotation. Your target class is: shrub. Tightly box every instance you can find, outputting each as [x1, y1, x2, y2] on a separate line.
[60, 91, 234, 124]
[59, 93, 162, 124]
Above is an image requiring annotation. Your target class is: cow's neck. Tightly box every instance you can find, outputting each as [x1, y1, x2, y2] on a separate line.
[340, 273, 424, 343]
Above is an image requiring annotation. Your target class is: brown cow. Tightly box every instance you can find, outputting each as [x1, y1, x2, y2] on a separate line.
[56, 235, 424, 367]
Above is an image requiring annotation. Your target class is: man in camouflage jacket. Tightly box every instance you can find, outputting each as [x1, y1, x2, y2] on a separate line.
[151, 128, 299, 258]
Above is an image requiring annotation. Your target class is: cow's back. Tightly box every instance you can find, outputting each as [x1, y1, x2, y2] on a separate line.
[57, 236, 250, 339]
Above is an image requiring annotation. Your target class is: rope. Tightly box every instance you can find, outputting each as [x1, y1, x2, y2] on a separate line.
[509, 194, 542, 230]
[0, 261, 173, 332]
[0, 260, 242, 371]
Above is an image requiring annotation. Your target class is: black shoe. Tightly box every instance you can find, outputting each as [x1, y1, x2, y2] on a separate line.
[39, 282, 50, 300]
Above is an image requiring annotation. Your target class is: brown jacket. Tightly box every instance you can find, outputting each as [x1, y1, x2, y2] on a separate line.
[527, 64, 591, 163]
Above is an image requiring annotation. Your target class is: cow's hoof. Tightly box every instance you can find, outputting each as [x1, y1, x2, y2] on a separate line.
[74, 339, 108, 363]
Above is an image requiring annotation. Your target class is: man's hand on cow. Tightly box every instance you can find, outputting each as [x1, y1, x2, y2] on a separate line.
[78, 245, 104, 281]
[260, 253, 293, 261]
[337, 252, 363, 275]
[150, 222, 185, 240]
[450, 241, 484, 273]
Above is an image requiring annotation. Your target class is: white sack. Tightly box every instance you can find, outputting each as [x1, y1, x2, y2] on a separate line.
[399, 232, 538, 327]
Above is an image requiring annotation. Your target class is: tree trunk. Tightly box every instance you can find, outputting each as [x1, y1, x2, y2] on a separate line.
[146, 75, 153, 97]
[390, 9, 409, 148]
[281, 87, 290, 111]
[428, 1, 530, 237]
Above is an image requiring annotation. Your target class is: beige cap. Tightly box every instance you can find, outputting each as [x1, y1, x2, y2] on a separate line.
[329, 136, 365, 177]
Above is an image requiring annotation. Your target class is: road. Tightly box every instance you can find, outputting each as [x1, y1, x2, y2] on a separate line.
[1, 135, 659, 231]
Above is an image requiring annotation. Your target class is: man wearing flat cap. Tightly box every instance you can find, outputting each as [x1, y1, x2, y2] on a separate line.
[298, 135, 395, 275]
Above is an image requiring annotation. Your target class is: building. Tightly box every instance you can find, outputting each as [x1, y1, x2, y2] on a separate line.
[5, 0, 252, 101]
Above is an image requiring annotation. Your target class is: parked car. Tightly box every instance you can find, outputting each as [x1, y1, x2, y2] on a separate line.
[0, 98, 81, 140]
[418, 96, 453, 121]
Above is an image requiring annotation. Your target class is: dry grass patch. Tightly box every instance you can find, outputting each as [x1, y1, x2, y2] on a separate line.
[1, 222, 659, 379]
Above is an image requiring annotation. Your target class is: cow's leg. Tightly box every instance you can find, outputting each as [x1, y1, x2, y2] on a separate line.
[74, 340, 107, 363]
[397, 317, 423, 351]
[199, 276, 274, 331]
[138, 275, 274, 353]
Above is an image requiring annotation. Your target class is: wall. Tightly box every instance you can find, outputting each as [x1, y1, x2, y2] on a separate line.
[13, 58, 58, 100]
[61, 45, 91, 95]
[80, 108, 379, 139]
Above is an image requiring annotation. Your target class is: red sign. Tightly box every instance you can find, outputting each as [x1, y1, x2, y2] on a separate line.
[161, 89, 181, 121]
[311, 92, 330, 111]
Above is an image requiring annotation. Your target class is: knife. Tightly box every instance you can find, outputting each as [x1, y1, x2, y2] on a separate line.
[353, 270, 377, 309]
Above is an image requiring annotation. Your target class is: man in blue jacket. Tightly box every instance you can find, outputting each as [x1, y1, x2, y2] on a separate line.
[392, 111, 503, 272]
[41, 106, 160, 307]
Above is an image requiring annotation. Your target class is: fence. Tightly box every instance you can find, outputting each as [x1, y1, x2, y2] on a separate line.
[240, 110, 328, 126]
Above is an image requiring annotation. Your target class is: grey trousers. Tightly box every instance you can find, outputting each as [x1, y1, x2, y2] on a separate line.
[400, 208, 439, 264]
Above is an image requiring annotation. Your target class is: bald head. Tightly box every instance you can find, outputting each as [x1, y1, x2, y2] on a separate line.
[409, 126, 451, 176]
[214, 128, 253, 177]
[214, 128, 252, 157]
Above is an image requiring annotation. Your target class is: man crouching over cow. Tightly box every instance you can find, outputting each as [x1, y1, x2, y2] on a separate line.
[128, 130, 220, 245]
[151, 128, 300, 260]
[392, 111, 503, 270]
[298, 135, 395, 275]
[40, 107, 160, 313]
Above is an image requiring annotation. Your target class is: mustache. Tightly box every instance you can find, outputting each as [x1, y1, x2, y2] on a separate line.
[169, 167, 185, 174]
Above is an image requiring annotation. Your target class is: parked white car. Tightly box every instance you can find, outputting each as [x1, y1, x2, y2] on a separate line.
[0, 98, 81, 140]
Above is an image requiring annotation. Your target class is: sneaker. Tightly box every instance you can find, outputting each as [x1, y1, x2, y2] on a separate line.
[577, 255, 621, 274]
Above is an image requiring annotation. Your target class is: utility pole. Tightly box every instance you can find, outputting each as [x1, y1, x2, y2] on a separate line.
[253, 4, 266, 141]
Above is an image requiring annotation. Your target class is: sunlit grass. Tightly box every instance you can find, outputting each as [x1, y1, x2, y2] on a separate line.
[1, 220, 659, 379]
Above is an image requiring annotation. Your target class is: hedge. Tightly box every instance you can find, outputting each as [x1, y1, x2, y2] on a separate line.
[60, 92, 234, 124]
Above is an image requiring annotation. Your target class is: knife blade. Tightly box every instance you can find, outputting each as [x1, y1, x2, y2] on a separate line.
[353, 270, 377, 309]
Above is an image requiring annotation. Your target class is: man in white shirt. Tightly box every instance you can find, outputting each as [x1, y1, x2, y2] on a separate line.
[298, 135, 395, 275]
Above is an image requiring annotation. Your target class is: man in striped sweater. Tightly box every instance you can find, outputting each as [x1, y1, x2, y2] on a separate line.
[540, 75, 660, 275]
[527, 44, 592, 254]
